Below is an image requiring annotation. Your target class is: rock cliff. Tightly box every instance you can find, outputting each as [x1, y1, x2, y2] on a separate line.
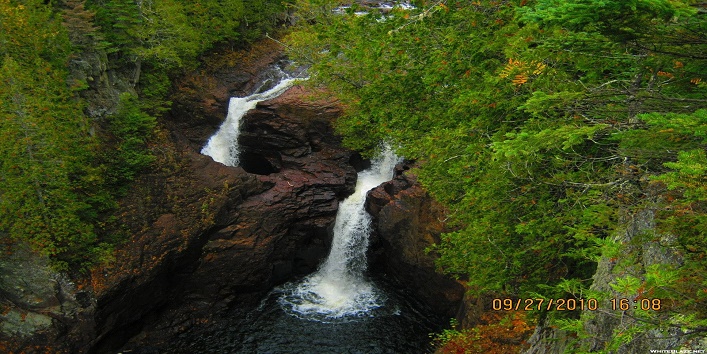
[94, 64, 357, 351]
[366, 165, 465, 318]
[168, 40, 291, 149]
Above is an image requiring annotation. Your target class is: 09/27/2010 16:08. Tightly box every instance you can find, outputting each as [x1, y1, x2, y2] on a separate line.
[492, 298, 663, 312]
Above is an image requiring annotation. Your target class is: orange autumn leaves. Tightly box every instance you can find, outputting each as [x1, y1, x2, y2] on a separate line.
[435, 311, 535, 354]
[499, 58, 546, 87]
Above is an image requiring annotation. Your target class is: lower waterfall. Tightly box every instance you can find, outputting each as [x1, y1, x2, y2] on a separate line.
[278, 145, 401, 320]
[155, 147, 443, 353]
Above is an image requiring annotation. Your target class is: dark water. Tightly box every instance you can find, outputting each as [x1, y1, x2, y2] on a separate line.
[164, 275, 443, 354]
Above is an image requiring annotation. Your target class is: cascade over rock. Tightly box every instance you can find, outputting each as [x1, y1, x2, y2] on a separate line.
[168, 40, 289, 149]
[278, 146, 401, 320]
[365, 164, 465, 318]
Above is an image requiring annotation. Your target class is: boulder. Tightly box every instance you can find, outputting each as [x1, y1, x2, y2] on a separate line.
[0, 244, 94, 354]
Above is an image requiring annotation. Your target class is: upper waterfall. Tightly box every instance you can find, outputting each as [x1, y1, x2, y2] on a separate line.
[200, 64, 304, 166]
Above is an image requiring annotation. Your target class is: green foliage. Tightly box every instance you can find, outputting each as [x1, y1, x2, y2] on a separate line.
[87, 0, 142, 54]
[285, 0, 707, 347]
[660, 148, 707, 196]
[60, 0, 102, 50]
[84, 0, 289, 111]
[0, 0, 99, 269]
[102, 93, 156, 192]
[0, 0, 72, 65]
[87, 0, 286, 69]
[519, 0, 691, 41]
[653, 147, 707, 320]
[136, 68, 173, 114]
[0, 0, 288, 270]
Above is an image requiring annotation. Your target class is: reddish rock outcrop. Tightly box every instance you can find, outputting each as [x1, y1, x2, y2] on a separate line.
[239, 86, 350, 173]
[87, 150, 269, 352]
[366, 165, 465, 318]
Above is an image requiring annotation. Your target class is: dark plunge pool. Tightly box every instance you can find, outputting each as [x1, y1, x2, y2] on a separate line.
[157, 274, 443, 354]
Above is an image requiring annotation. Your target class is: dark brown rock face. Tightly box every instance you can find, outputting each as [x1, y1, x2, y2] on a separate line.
[98, 86, 356, 352]
[239, 86, 346, 173]
[366, 165, 465, 318]
[87, 151, 270, 353]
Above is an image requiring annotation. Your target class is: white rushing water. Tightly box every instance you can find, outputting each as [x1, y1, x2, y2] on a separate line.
[279, 145, 401, 320]
[201, 70, 301, 166]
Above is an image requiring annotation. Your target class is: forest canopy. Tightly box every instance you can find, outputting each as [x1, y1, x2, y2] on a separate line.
[284, 0, 707, 349]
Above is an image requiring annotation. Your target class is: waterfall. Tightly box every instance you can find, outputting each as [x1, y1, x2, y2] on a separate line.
[279, 145, 401, 320]
[200, 66, 302, 166]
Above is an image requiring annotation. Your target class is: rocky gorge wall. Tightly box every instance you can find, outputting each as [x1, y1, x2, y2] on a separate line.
[0, 40, 466, 353]
[366, 166, 466, 319]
